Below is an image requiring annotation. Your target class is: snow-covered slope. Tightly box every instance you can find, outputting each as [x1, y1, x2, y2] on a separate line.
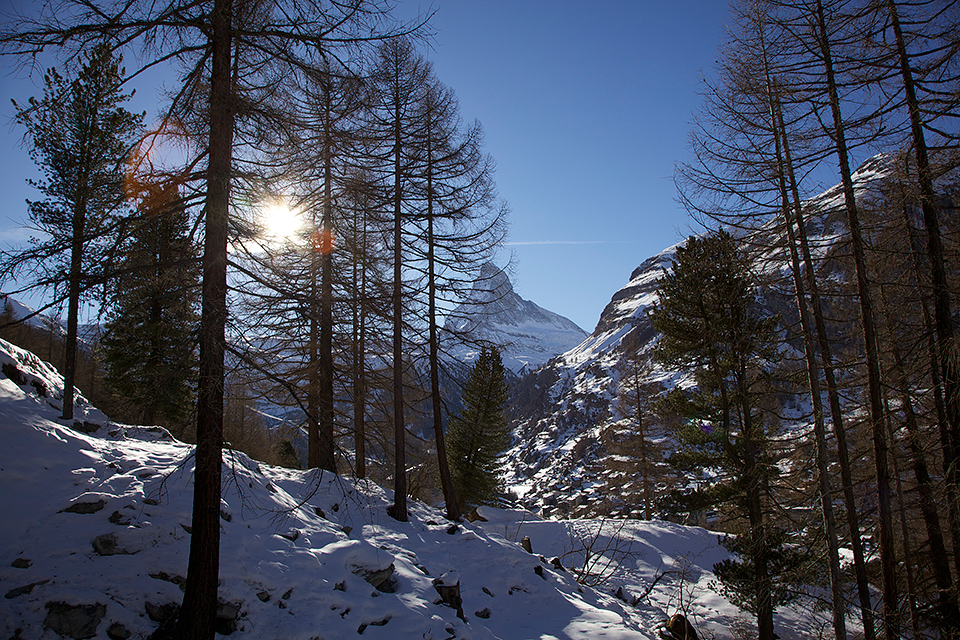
[444, 263, 588, 374]
[0, 312, 853, 638]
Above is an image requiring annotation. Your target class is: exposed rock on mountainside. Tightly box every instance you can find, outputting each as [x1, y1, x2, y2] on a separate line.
[503, 244, 679, 518]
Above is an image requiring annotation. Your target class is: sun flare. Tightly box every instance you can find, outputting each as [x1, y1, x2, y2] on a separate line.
[260, 199, 303, 241]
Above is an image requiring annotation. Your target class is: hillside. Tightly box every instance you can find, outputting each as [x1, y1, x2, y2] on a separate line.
[0, 335, 851, 639]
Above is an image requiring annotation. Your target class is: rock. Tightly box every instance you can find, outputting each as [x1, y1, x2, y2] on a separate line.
[352, 563, 397, 593]
[661, 613, 698, 640]
[278, 529, 299, 542]
[44, 602, 106, 639]
[215, 601, 241, 635]
[534, 565, 546, 580]
[145, 601, 179, 623]
[465, 506, 488, 522]
[2, 362, 25, 385]
[257, 590, 271, 602]
[445, 524, 459, 535]
[92, 533, 130, 556]
[143, 498, 159, 506]
[5, 579, 49, 599]
[106, 622, 131, 640]
[63, 499, 105, 514]
[70, 421, 99, 434]
[148, 571, 186, 590]
[11, 557, 31, 569]
[357, 618, 389, 634]
[475, 607, 491, 619]
[109, 511, 131, 525]
[282, 588, 293, 600]
[219, 509, 232, 522]
[482, 587, 494, 597]
[550, 557, 565, 572]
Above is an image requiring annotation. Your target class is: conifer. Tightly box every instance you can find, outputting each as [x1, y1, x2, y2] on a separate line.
[447, 346, 511, 513]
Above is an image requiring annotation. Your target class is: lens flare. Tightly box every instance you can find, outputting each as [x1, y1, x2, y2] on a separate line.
[311, 228, 335, 255]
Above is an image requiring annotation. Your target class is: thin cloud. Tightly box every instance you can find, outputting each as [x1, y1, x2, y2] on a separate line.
[506, 240, 638, 246]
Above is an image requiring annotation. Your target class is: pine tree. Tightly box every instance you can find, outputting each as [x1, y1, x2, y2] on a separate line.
[9, 43, 142, 421]
[100, 183, 199, 437]
[446, 346, 511, 514]
[650, 230, 785, 640]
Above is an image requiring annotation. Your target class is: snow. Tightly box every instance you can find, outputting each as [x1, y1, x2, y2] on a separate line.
[0, 336, 852, 639]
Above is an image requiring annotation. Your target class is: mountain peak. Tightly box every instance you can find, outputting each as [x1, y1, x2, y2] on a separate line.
[443, 264, 587, 373]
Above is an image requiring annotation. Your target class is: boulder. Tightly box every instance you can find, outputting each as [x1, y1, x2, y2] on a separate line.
[92, 533, 131, 556]
[352, 562, 397, 593]
[43, 602, 106, 639]
[433, 573, 465, 621]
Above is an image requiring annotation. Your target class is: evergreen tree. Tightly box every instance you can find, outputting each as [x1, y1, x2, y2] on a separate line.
[100, 183, 199, 437]
[8, 43, 142, 420]
[446, 346, 510, 513]
[650, 230, 786, 640]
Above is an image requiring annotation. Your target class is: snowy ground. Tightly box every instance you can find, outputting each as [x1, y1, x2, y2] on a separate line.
[0, 337, 847, 639]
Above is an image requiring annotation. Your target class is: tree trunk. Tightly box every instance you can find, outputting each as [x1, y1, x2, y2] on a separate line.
[425, 98, 460, 521]
[881, 290, 959, 631]
[768, 89, 845, 640]
[62, 205, 84, 421]
[307, 244, 320, 467]
[63, 139, 91, 421]
[352, 212, 367, 479]
[780, 103, 876, 640]
[887, 0, 960, 579]
[175, 1, 233, 637]
[388, 89, 407, 522]
[813, 2, 897, 634]
[739, 385, 774, 640]
[318, 77, 336, 472]
[886, 402, 923, 640]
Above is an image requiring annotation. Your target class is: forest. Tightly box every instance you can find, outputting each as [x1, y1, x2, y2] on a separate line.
[0, 0, 958, 639]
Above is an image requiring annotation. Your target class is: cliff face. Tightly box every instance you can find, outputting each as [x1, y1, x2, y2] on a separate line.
[502, 244, 679, 518]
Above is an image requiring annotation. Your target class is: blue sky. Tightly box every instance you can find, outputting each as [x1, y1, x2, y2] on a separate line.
[1, 0, 730, 332]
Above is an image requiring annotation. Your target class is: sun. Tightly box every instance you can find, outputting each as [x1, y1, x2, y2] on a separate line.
[260, 199, 304, 242]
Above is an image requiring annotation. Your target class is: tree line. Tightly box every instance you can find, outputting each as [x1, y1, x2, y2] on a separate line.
[0, 2, 509, 637]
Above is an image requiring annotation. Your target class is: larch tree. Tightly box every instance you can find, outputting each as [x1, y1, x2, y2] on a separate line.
[364, 36, 433, 522]
[414, 76, 506, 521]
